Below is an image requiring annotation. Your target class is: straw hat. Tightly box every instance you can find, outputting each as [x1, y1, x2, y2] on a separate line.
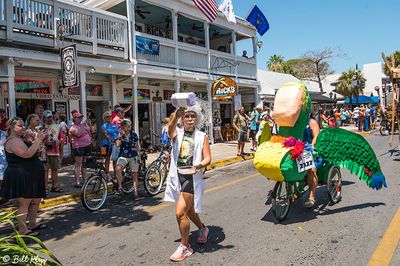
[256, 103, 263, 110]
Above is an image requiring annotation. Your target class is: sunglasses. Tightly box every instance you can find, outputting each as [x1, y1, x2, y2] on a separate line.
[184, 114, 197, 119]
[106, 115, 111, 118]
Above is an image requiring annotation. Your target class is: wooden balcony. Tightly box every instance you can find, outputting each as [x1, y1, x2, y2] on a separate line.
[136, 32, 257, 80]
[0, 0, 128, 60]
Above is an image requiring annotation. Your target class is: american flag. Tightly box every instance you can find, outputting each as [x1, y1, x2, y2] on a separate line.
[192, 0, 218, 22]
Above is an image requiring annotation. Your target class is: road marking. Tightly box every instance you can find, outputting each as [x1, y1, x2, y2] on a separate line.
[145, 172, 259, 213]
[368, 208, 400, 266]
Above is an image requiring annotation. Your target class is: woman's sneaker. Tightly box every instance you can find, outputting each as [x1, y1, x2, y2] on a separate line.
[197, 226, 209, 244]
[170, 244, 193, 262]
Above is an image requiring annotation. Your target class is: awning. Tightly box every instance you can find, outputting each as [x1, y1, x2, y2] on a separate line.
[344, 95, 379, 104]
[309, 92, 337, 103]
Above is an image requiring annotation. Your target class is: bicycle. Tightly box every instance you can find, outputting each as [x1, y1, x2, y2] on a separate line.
[144, 132, 170, 195]
[271, 162, 342, 221]
[81, 147, 149, 211]
[80, 154, 134, 211]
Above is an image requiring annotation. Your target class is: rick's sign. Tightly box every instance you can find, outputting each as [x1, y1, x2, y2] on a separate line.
[212, 77, 237, 100]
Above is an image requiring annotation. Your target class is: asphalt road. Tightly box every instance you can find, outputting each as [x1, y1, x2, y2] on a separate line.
[35, 133, 399, 265]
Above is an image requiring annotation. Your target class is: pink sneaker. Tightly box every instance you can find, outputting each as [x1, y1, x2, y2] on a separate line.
[170, 244, 193, 262]
[197, 226, 209, 244]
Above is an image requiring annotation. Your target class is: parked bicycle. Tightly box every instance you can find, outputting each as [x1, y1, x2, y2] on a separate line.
[81, 147, 149, 211]
[144, 132, 171, 195]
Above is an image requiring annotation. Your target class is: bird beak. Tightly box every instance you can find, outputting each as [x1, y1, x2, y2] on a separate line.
[273, 83, 305, 127]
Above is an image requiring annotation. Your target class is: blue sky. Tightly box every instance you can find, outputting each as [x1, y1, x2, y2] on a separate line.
[230, 0, 400, 74]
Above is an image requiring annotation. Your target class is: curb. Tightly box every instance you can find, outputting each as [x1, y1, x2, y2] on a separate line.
[29, 153, 254, 210]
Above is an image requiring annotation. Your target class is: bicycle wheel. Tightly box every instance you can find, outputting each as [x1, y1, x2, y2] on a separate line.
[144, 161, 163, 195]
[122, 171, 134, 194]
[81, 174, 108, 211]
[326, 166, 342, 204]
[271, 181, 291, 221]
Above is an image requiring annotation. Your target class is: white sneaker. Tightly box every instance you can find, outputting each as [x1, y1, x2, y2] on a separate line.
[170, 243, 193, 262]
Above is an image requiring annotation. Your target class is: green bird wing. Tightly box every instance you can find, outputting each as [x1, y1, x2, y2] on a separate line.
[314, 127, 386, 190]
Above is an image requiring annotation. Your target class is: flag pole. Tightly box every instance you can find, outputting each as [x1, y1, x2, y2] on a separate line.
[245, 4, 256, 19]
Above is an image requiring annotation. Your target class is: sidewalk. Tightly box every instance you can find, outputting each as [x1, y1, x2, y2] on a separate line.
[32, 141, 255, 209]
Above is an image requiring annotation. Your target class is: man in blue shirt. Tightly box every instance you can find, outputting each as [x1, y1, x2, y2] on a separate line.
[250, 103, 263, 151]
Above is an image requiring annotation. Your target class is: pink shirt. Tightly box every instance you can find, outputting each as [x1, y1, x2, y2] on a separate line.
[70, 123, 92, 149]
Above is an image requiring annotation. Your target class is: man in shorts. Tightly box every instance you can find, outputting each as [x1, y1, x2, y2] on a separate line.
[249, 103, 263, 151]
[232, 106, 250, 156]
[42, 110, 65, 193]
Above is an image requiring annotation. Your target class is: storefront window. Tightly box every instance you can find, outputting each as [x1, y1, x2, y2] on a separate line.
[15, 78, 51, 94]
[123, 88, 133, 100]
[137, 89, 151, 101]
[163, 90, 174, 100]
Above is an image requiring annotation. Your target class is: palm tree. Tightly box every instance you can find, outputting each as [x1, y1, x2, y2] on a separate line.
[383, 51, 400, 76]
[336, 68, 365, 107]
[267, 54, 285, 72]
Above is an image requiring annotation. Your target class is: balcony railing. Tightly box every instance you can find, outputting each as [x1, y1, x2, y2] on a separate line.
[0, 0, 128, 59]
[136, 32, 256, 79]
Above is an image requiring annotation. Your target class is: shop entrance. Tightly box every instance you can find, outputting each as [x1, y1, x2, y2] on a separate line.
[87, 101, 104, 147]
[220, 103, 233, 125]
[138, 103, 151, 140]
[16, 99, 51, 120]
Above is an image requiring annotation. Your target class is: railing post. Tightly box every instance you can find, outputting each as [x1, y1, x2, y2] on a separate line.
[204, 21, 210, 72]
[92, 12, 97, 55]
[53, 1, 59, 48]
[5, 0, 13, 41]
[172, 10, 178, 67]
[123, 20, 128, 60]
[126, 0, 134, 62]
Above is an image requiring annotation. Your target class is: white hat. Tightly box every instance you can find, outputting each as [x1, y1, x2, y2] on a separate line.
[256, 103, 263, 110]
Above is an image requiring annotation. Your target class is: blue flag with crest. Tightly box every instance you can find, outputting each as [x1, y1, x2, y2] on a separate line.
[246, 5, 269, 36]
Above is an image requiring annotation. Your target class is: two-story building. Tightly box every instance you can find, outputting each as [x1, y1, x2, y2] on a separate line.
[0, 0, 259, 145]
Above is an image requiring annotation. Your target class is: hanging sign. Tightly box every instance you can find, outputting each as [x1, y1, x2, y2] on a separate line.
[212, 77, 237, 100]
[61, 44, 79, 88]
[136, 36, 160, 55]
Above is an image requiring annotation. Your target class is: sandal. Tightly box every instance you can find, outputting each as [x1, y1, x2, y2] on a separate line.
[304, 198, 315, 208]
[29, 223, 48, 231]
[51, 187, 64, 193]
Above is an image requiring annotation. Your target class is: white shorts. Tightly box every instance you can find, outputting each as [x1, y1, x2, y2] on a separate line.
[117, 157, 139, 172]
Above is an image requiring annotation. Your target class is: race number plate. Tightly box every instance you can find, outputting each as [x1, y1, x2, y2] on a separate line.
[296, 151, 314, 172]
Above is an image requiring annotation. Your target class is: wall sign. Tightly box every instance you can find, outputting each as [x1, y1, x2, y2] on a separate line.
[212, 77, 237, 100]
[15, 78, 51, 94]
[61, 44, 79, 88]
[136, 36, 160, 55]
[15, 93, 80, 100]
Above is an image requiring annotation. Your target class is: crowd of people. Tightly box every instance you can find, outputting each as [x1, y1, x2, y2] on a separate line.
[0, 104, 145, 236]
[316, 104, 379, 132]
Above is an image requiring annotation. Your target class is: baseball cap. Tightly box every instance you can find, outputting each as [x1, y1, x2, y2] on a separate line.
[43, 110, 53, 118]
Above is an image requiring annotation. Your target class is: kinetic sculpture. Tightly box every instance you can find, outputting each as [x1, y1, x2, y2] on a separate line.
[254, 82, 386, 190]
